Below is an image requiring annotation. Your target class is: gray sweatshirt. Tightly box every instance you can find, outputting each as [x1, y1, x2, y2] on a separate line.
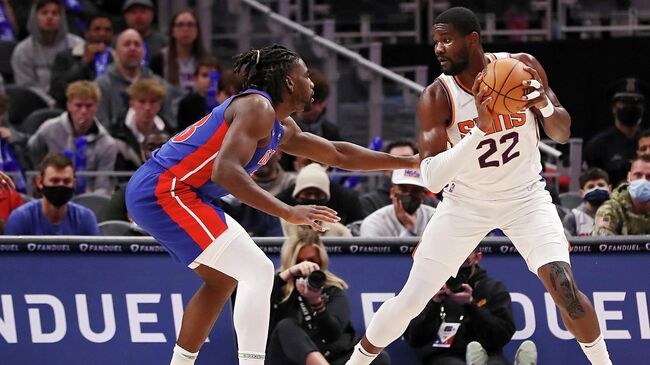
[95, 64, 176, 130]
[360, 204, 436, 237]
[27, 112, 118, 194]
[10, 4, 83, 93]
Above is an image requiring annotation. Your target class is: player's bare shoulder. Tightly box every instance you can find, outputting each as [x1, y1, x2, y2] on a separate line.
[224, 92, 275, 127]
[418, 80, 452, 129]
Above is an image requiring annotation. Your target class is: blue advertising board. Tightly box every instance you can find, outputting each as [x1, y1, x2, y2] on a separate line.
[1, 237, 649, 364]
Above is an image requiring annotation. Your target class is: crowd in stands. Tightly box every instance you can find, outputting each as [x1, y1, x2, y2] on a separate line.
[0, 0, 648, 240]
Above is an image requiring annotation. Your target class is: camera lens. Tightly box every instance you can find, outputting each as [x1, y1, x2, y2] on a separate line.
[445, 276, 463, 293]
[307, 270, 326, 290]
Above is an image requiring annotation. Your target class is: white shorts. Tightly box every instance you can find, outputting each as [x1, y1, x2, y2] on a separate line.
[415, 185, 570, 274]
[188, 213, 264, 279]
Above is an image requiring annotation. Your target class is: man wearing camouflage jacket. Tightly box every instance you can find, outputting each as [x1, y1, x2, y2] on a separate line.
[593, 155, 650, 235]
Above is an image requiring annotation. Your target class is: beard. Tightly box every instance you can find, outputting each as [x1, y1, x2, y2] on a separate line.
[441, 48, 470, 76]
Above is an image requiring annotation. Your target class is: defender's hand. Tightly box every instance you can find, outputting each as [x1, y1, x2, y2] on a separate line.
[285, 205, 339, 232]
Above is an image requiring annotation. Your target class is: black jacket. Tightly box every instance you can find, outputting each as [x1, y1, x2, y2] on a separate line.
[269, 274, 356, 359]
[404, 266, 515, 363]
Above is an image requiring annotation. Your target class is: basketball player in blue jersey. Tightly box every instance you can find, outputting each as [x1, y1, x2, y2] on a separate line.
[125, 44, 418, 365]
[347, 8, 613, 365]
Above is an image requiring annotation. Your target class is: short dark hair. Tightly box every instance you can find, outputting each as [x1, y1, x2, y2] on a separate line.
[40, 153, 74, 177]
[35, 0, 62, 11]
[632, 154, 650, 165]
[309, 69, 330, 103]
[86, 13, 112, 27]
[639, 128, 650, 140]
[232, 44, 300, 104]
[194, 56, 220, 76]
[383, 139, 418, 154]
[433, 7, 481, 36]
[579, 168, 610, 188]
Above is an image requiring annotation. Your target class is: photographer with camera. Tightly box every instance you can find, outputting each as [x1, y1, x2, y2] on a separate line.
[404, 249, 536, 365]
[267, 228, 390, 365]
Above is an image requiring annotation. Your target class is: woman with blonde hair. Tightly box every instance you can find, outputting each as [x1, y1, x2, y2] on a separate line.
[267, 227, 390, 365]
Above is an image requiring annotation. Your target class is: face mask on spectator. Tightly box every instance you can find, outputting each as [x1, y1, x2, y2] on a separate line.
[42, 185, 75, 207]
[615, 105, 643, 126]
[398, 195, 422, 215]
[628, 179, 650, 203]
[299, 198, 328, 206]
[583, 187, 610, 207]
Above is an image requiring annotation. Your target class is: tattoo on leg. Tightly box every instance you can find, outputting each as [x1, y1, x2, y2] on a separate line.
[547, 263, 585, 320]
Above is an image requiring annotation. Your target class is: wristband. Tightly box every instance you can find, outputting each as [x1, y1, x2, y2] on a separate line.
[539, 96, 555, 118]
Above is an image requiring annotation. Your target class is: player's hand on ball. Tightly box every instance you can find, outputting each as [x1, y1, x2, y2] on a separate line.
[286, 204, 339, 232]
[471, 73, 494, 133]
[520, 66, 548, 111]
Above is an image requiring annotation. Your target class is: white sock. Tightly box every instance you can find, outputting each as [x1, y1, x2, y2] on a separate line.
[579, 335, 612, 365]
[345, 342, 378, 365]
[238, 350, 265, 365]
[170, 344, 198, 365]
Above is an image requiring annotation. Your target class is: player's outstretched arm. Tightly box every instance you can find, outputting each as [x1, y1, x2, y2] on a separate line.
[516, 53, 571, 144]
[279, 117, 419, 171]
[418, 76, 490, 192]
[212, 96, 338, 231]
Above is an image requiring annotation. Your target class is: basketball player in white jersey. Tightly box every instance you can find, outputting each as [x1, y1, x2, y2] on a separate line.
[346, 7, 613, 365]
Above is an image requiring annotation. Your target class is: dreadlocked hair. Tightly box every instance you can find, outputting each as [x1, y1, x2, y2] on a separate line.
[232, 44, 299, 104]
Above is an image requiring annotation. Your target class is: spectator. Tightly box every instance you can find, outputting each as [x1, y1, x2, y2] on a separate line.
[281, 69, 341, 172]
[4, 153, 99, 235]
[593, 155, 650, 235]
[112, 78, 169, 171]
[103, 130, 170, 222]
[150, 9, 206, 93]
[50, 13, 114, 107]
[360, 169, 435, 237]
[585, 77, 649, 186]
[223, 151, 296, 237]
[277, 161, 365, 225]
[359, 139, 437, 217]
[95, 28, 173, 130]
[122, 0, 167, 65]
[563, 168, 611, 236]
[27, 80, 118, 194]
[281, 163, 352, 237]
[267, 228, 390, 365]
[638, 129, 650, 157]
[177, 61, 246, 131]
[10, 0, 83, 93]
[404, 249, 521, 365]
[0, 77, 30, 170]
[0, 171, 24, 234]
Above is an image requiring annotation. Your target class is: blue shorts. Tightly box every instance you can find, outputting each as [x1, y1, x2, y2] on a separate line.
[125, 162, 228, 265]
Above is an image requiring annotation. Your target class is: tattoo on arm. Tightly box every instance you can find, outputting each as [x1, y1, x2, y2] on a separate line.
[548, 262, 586, 320]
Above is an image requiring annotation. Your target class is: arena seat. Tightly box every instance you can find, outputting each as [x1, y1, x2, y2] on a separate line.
[19, 108, 63, 134]
[71, 193, 111, 222]
[5, 85, 51, 127]
[98, 220, 138, 236]
[559, 191, 582, 210]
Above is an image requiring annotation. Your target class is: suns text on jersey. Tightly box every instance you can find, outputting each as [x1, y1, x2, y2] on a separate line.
[457, 112, 527, 137]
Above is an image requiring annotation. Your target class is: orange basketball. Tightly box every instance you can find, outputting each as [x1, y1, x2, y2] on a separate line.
[481, 58, 532, 115]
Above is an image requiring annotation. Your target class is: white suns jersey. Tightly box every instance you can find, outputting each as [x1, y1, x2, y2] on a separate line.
[437, 52, 544, 200]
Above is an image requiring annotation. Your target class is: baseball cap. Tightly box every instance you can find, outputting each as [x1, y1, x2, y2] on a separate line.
[607, 77, 648, 103]
[292, 163, 330, 200]
[122, 0, 154, 12]
[391, 169, 426, 188]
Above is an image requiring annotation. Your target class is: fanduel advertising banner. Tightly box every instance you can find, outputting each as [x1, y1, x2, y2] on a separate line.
[1, 238, 649, 364]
